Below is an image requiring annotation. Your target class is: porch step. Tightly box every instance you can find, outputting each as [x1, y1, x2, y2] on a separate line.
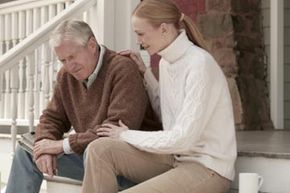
[45, 176, 82, 193]
[0, 119, 37, 134]
[0, 135, 14, 184]
[230, 130, 290, 193]
[44, 131, 290, 193]
[0, 134, 47, 193]
[1, 131, 290, 193]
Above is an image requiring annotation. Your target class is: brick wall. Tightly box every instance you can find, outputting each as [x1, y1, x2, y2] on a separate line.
[151, 0, 273, 130]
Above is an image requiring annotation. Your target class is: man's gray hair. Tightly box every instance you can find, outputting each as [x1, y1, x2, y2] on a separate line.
[49, 20, 95, 48]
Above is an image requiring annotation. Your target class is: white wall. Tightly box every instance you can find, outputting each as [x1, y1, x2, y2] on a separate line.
[92, 0, 139, 51]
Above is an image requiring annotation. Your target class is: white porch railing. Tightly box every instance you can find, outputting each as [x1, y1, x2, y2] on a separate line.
[0, 0, 98, 152]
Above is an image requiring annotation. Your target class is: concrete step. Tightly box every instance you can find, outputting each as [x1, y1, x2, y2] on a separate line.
[0, 119, 36, 134]
[2, 131, 290, 193]
[230, 130, 290, 193]
[45, 176, 81, 193]
[0, 135, 13, 185]
[0, 134, 47, 193]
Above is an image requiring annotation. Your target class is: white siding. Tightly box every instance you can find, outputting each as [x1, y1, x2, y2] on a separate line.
[285, 0, 290, 129]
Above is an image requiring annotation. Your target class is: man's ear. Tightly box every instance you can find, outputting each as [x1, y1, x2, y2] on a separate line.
[87, 36, 98, 51]
[87, 37, 99, 52]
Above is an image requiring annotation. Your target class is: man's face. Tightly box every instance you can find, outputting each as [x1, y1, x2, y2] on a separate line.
[55, 37, 98, 81]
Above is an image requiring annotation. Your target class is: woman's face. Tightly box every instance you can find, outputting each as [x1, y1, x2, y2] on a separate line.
[132, 16, 167, 55]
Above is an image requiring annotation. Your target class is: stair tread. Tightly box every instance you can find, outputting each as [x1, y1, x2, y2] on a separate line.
[237, 130, 290, 159]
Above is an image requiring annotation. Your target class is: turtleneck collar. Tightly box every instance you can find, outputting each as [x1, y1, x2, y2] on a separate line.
[158, 30, 193, 64]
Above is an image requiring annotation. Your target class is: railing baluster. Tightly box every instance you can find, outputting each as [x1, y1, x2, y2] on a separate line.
[4, 13, 11, 119]
[11, 12, 18, 46]
[49, 4, 57, 98]
[56, 2, 65, 14]
[25, 9, 35, 126]
[24, 9, 33, 119]
[33, 7, 40, 118]
[11, 11, 20, 152]
[40, 6, 50, 107]
[0, 15, 4, 56]
[27, 52, 35, 132]
[17, 11, 26, 119]
[10, 65, 19, 153]
[0, 15, 4, 117]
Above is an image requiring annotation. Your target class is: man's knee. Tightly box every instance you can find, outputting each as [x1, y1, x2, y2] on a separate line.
[14, 145, 33, 162]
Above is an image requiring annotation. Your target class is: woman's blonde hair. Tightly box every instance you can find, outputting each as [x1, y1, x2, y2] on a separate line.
[133, 0, 208, 50]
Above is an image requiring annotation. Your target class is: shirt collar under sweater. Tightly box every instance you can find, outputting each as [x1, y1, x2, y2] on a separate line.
[84, 44, 106, 88]
[158, 30, 193, 64]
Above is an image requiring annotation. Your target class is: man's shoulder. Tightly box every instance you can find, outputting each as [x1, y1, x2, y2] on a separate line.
[104, 49, 137, 71]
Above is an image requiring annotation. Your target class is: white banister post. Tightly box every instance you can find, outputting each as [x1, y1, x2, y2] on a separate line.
[10, 65, 19, 153]
[0, 14, 4, 55]
[0, 15, 4, 116]
[27, 52, 35, 132]
[11, 11, 19, 153]
[25, 9, 33, 119]
[56, 2, 65, 13]
[40, 6, 50, 106]
[4, 13, 11, 49]
[4, 70, 10, 118]
[4, 13, 11, 119]
[18, 11, 26, 119]
[11, 12, 18, 46]
[65, 0, 73, 7]
[49, 4, 56, 99]
[33, 7, 41, 118]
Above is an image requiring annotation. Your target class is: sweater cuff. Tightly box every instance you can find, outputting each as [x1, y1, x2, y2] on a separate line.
[63, 138, 74, 154]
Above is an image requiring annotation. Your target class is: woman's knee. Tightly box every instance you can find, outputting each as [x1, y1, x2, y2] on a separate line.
[86, 138, 121, 159]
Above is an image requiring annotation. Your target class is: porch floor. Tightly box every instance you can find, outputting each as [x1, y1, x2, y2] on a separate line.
[237, 130, 290, 159]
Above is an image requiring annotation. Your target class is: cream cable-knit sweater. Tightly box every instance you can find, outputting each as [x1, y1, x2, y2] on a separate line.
[120, 31, 237, 180]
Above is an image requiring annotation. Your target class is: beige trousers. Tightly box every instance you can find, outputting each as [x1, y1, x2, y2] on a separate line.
[82, 138, 230, 193]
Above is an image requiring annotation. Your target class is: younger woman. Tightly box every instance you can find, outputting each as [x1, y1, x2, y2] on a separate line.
[82, 0, 237, 192]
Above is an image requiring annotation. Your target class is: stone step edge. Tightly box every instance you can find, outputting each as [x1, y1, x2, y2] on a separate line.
[44, 175, 82, 186]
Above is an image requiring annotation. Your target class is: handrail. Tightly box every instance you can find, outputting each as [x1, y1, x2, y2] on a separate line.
[0, 0, 74, 14]
[0, 0, 97, 74]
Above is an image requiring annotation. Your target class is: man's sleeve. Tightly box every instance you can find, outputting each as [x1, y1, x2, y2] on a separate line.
[35, 72, 71, 143]
[68, 58, 151, 154]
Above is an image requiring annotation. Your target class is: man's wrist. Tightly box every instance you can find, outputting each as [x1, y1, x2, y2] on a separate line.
[63, 138, 74, 154]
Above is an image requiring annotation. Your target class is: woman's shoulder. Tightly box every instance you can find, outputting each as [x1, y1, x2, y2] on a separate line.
[186, 46, 226, 81]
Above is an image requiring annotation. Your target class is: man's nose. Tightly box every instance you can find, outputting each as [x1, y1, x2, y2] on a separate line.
[136, 37, 142, 45]
[65, 60, 77, 71]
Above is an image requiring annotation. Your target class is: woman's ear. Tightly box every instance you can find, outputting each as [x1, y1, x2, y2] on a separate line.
[160, 23, 168, 34]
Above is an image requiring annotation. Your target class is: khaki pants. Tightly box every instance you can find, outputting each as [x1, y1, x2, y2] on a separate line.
[82, 138, 230, 193]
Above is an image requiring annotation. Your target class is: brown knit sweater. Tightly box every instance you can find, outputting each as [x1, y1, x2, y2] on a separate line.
[35, 47, 161, 154]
